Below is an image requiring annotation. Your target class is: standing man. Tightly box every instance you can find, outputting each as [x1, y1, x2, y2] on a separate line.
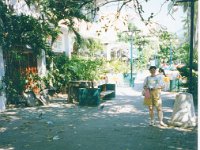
[143, 66, 167, 126]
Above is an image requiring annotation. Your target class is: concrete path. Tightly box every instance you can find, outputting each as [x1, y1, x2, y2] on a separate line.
[0, 71, 198, 150]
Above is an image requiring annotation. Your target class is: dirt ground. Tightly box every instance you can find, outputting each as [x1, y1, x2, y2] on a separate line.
[0, 72, 198, 150]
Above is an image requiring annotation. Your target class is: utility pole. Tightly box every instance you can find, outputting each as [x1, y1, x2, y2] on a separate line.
[174, 0, 195, 92]
[189, 0, 194, 93]
[170, 42, 173, 67]
[130, 32, 134, 87]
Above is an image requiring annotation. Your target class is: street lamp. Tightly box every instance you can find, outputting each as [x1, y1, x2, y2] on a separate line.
[173, 0, 196, 92]
[169, 41, 173, 67]
[123, 29, 140, 87]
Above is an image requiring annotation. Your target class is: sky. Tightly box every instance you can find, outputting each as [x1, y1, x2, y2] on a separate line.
[141, 1, 185, 36]
[98, 1, 186, 37]
[79, 0, 187, 45]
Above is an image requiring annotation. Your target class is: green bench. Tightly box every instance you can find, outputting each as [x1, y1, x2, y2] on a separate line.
[98, 84, 115, 100]
[78, 83, 116, 106]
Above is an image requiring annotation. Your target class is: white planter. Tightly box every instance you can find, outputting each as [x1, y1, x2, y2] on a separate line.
[169, 92, 197, 128]
[0, 95, 6, 112]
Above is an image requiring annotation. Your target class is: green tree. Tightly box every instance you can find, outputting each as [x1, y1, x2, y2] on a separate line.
[157, 30, 180, 64]
[75, 38, 104, 57]
[0, 0, 95, 103]
[117, 23, 150, 70]
[44, 54, 104, 92]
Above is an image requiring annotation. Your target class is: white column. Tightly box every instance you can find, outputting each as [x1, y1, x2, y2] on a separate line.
[106, 48, 111, 61]
[0, 47, 6, 112]
[64, 33, 73, 59]
[60, 27, 73, 59]
[0, 47, 5, 79]
[63, 33, 70, 57]
[37, 50, 47, 77]
[66, 35, 74, 59]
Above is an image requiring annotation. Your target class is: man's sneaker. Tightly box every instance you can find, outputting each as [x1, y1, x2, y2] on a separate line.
[159, 121, 167, 127]
[149, 120, 155, 126]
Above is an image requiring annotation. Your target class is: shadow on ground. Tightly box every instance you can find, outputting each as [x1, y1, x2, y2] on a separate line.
[0, 72, 198, 150]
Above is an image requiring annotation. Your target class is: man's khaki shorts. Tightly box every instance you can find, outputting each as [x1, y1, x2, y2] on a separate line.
[143, 89, 162, 107]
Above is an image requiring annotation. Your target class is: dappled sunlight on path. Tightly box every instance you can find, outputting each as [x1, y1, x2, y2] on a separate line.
[0, 70, 197, 150]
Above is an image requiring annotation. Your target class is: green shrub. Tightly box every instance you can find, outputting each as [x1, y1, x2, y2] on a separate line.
[177, 65, 198, 105]
[44, 54, 105, 93]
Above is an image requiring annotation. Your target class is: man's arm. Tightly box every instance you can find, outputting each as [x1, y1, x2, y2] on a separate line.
[143, 77, 148, 89]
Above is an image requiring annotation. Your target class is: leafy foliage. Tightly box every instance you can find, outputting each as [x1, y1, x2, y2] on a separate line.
[73, 37, 104, 57]
[3, 72, 27, 104]
[174, 43, 189, 64]
[43, 54, 105, 92]
[117, 23, 150, 70]
[0, 0, 95, 103]
[157, 30, 179, 64]
[0, 1, 55, 55]
[107, 60, 129, 74]
[177, 66, 198, 104]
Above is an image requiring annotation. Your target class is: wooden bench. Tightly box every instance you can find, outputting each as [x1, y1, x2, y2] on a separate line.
[98, 84, 115, 100]
[100, 90, 114, 98]
[78, 83, 115, 106]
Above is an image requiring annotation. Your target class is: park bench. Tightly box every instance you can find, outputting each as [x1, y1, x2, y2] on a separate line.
[68, 81, 115, 106]
[98, 83, 115, 100]
[78, 83, 115, 106]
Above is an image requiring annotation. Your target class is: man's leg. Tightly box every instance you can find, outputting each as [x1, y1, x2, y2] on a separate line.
[156, 101, 167, 126]
[149, 105, 154, 125]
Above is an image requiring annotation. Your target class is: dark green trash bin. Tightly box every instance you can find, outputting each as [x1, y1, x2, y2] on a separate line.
[170, 79, 179, 92]
[79, 88, 100, 106]
[68, 81, 93, 103]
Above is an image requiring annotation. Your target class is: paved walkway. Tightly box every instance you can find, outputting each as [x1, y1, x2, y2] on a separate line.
[0, 71, 198, 150]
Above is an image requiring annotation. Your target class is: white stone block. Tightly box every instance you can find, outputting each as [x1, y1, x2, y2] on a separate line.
[169, 92, 197, 128]
[0, 95, 6, 112]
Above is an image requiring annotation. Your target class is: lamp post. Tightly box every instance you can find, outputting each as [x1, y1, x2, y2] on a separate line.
[174, 0, 195, 92]
[123, 30, 140, 87]
[130, 32, 134, 87]
[169, 42, 173, 67]
[189, 0, 194, 93]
